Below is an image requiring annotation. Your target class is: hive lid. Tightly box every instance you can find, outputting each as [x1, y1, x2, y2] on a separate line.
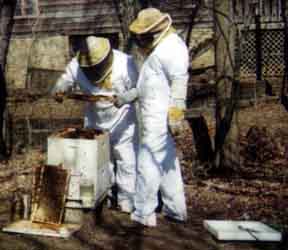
[2, 220, 80, 238]
[204, 220, 282, 242]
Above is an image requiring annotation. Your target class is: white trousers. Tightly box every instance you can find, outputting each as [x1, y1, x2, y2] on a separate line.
[132, 131, 187, 226]
[109, 109, 138, 211]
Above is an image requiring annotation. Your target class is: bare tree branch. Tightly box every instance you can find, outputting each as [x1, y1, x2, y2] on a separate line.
[0, 0, 17, 160]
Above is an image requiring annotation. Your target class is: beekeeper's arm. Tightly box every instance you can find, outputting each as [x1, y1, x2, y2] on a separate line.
[166, 48, 189, 131]
[114, 56, 139, 108]
[168, 74, 189, 125]
[50, 60, 78, 102]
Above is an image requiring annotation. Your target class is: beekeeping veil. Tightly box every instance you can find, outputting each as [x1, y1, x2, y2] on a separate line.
[129, 8, 174, 53]
[77, 36, 113, 85]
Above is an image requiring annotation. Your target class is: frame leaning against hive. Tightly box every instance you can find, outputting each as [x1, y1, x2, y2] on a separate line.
[31, 164, 70, 225]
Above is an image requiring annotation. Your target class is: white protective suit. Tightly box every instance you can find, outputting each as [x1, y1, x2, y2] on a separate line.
[131, 33, 188, 226]
[52, 50, 138, 212]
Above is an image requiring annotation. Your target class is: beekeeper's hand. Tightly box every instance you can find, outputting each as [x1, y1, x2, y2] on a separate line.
[168, 106, 185, 136]
[53, 92, 65, 103]
[114, 88, 138, 108]
[49, 78, 74, 103]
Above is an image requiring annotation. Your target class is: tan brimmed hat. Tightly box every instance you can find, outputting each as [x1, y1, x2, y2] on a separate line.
[77, 36, 111, 67]
[77, 36, 113, 84]
[129, 8, 171, 35]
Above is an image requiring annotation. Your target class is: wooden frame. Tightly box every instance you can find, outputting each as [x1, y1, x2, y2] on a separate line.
[31, 165, 70, 225]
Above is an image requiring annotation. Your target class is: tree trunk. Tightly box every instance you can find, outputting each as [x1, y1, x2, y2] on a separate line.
[213, 0, 240, 170]
[112, 0, 142, 52]
[188, 116, 214, 163]
[0, 0, 16, 160]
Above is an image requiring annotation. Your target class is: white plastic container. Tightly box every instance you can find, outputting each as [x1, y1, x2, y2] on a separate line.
[47, 131, 112, 209]
[203, 220, 282, 242]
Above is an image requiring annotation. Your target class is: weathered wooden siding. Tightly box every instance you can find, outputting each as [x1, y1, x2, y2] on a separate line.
[231, 0, 287, 23]
[12, 0, 120, 35]
[11, 0, 213, 36]
[5, 36, 69, 89]
[162, 0, 213, 26]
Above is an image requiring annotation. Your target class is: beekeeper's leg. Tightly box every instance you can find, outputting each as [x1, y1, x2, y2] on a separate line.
[160, 133, 187, 221]
[131, 143, 161, 227]
[110, 112, 137, 213]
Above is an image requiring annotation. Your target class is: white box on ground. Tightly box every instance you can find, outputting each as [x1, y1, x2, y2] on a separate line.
[47, 132, 112, 209]
[203, 220, 282, 242]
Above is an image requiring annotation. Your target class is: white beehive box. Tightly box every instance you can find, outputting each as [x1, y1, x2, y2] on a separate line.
[47, 129, 112, 209]
[204, 220, 282, 242]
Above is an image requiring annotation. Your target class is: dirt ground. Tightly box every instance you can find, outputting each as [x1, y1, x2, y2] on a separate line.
[0, 158, 287, 250]
[0, 183, 286, 250]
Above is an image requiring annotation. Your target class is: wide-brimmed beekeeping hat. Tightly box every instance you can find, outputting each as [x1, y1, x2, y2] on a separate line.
[129, 8, 171, 35]
[77, 36, 113, 83]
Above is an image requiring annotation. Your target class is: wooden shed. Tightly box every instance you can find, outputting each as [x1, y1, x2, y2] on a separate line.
[6, 0, 213, 88]
[11, 0, 211, 36]
[4, 0, 214, 150]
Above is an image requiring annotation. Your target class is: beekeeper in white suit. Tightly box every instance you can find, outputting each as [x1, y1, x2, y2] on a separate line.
[50, 36, 138, 213]
[127, 8, 188, 227]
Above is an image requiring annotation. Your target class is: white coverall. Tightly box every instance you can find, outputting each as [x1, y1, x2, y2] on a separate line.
[131, 33, 188, 226]
[52, 50, 138, 212]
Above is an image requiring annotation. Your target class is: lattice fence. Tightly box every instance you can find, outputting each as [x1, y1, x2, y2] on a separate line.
[240, 29, 285, 78]
[261, 29, 285, 76]
[240, 31, 257, 77]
